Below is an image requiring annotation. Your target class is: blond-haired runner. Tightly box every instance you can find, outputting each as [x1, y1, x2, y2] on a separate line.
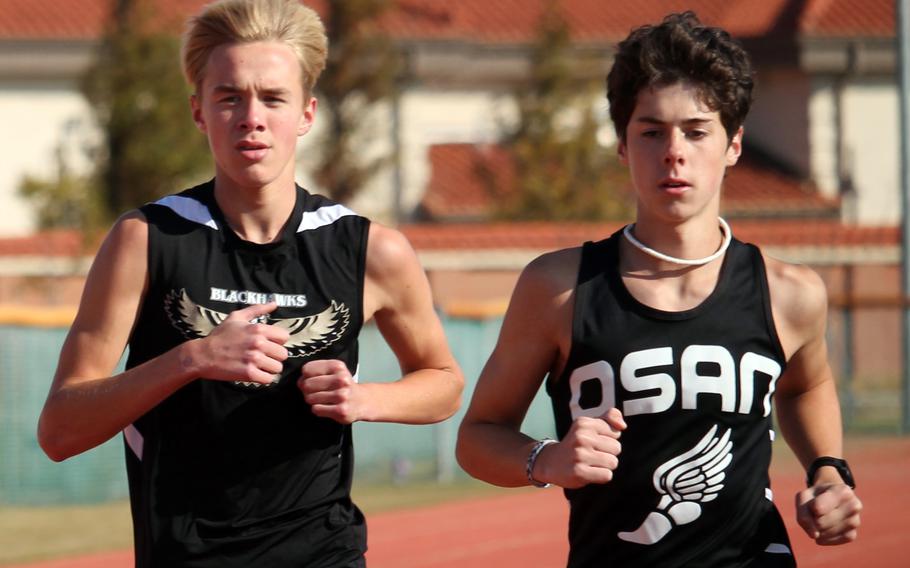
[38, 1, 463, 566]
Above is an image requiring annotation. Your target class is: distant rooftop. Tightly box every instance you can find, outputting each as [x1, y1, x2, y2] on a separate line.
[0, 0, 894, 41]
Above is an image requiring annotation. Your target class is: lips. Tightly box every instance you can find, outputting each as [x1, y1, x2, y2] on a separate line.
[659, 177, 691, 195]
[236, 140, 270, 160]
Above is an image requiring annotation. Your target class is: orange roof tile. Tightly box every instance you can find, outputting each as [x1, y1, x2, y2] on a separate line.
[722, 158, 838, 216]
[393, 0, 795, 43]
[420, 144, 516, 220]
[0, 0, 110, 39]
[801, 0, 894, 38]
[0, 0, 893, 42]
[0, 0, 212, 40]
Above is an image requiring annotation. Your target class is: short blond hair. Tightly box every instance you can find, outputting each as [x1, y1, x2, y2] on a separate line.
[182, 0, 328, 101]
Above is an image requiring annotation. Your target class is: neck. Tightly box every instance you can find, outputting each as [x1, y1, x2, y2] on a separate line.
[213, 178, 296, 244]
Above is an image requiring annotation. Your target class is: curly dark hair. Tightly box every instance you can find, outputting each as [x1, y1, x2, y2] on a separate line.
[606, 11, 754, 142]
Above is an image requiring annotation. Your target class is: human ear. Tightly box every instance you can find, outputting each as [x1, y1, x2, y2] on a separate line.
[298, 96, 317, 136]
[617, 137, 629, 165]
[190, 94, 206, 133]
[725, 127, 743, 166]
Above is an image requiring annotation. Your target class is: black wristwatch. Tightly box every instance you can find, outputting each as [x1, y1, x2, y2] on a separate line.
[806, 456, 856, 489]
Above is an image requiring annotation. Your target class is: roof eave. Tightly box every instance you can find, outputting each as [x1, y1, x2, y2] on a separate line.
[799, 35, 896, 75]
[0, 38, 97, 81]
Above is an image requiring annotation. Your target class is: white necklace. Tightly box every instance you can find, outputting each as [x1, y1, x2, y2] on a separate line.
[622, 218, 732, 266]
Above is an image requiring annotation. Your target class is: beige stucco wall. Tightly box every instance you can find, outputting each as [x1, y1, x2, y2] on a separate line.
[0, 82, 94, 236]
[808, 76, 900, 225]
[841, 79, 900, 225]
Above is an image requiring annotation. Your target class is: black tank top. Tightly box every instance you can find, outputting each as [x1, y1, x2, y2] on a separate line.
[124, 181, 369, 567]
[547, 230, 791, 567]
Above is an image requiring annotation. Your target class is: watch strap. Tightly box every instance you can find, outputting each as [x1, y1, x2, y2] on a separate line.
[806, 456, 856, 489]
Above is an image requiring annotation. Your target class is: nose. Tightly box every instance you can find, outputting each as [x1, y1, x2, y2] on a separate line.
[238, 99, 265, 132]
[664, 130, 685, 165]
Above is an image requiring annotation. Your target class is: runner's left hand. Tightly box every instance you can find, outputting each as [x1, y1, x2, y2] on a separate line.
[795, 483, 862, 545]
[298, 360, 365, 424]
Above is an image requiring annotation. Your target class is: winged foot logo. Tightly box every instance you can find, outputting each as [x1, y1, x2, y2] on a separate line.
[164, 288, 350, 388]
[617, 425, 733, 545]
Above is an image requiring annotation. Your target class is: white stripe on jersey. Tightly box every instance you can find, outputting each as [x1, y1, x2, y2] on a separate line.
[764, 543, 792, 554]
[155, 195, 219, 230]
[297, 204, 356, 233]
[124, 424, 144, 460]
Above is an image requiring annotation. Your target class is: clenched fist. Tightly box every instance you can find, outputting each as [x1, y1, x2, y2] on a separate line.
[195, 302, 289, 385]
[534, 407, 627, 489]
[796, 482, 862, 545]
[298, 360, 365, 424]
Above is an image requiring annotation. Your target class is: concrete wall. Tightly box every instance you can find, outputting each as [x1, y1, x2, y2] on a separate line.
[808, 76, 899, 225]
[0, 81, 94, 236]
[841, 79, 900, 225]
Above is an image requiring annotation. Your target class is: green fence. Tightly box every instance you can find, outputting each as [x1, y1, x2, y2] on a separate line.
[0, 317, 557, 506]
[0, 327, 129, 505]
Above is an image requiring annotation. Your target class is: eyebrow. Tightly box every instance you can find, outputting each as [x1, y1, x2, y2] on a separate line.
[635, 116, 715, 126]
[210, 84, 292, 97]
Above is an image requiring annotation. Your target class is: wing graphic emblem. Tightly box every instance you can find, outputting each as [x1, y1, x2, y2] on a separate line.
[617, 425, 733, 545]
[165, 288, 229, 338]
[269, 300, 350, 358]
[164, 289, 351, 387]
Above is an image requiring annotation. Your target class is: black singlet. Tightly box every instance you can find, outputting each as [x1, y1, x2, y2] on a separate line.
[123, 180, 369, 567]
[547, 230, 796, 568]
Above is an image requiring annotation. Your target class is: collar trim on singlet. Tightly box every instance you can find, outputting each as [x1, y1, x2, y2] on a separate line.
[297, 203, 357, 233]
[154, 195, 219, 230]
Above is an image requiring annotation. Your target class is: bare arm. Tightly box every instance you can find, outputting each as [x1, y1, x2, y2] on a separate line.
[769, 259, 843, 467]
[456, 249, 625, 488]
[299, 223, 463, 424]
[766, 255, 861, 544]
[38, 212, 290, 461]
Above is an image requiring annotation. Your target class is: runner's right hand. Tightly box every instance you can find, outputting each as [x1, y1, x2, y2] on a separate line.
[193, 302, 290, 385]
[533, 407, 627, 489]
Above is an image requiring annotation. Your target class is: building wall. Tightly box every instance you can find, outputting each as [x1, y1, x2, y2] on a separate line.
[0, 81, 93, 236]
[427, 269, 520, 315]
[808, 76, 900, 224]
[0, 274, 85, 307]
[747, 68, 812, 177]
[842, 79, 900, 225]
[808, 77, 841, 198]
[392, 87, 511, 220]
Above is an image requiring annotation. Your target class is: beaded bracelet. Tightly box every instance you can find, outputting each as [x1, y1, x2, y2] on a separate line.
[526, 438, 558, 488]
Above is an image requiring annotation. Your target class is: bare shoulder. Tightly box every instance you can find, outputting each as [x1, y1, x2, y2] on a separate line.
[108, 209, 148, 247]
[515, 246, 582, 307]
[363, 222, 429, 320]
[503, 246, 582, 364]
[365, 222, 416, 275]
[79, 209, 150, 312]
[761, 253, 828, 355]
